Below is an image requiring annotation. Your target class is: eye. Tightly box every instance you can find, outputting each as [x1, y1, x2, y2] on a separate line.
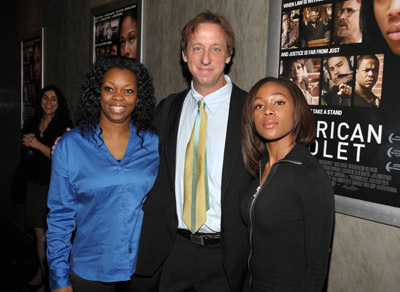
[120, 40, 125, 46]
[104, 86, 113, 92]
[274, 100, 286, 106]
[125, 89, 134, 93]
[254, 104, 264, 110]
[212, 47, 220, 52]
[51, 97, 57, 102]
[194, 47, 201, 51]
[129, 36, 136, 43]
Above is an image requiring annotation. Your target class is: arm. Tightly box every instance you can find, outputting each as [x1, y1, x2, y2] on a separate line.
[47, 138, 77, 290]
[23, 134, 51, 158]
[299, 166, 335, 292]
[52, 286, 73, 292]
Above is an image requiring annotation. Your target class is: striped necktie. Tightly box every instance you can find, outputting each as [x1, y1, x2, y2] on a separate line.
[183, 98, 209, 234]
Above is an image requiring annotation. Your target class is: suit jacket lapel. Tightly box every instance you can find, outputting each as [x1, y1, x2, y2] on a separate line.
[221, 85, 245, 204]
[164, 90, 188, 192]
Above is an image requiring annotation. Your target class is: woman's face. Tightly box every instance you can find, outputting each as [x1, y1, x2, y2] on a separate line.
[99, 68, 138, 126]
[120, 16, 138, 59]
[253, 82, 295, 145]
[374, 0, 400, 55]
[289, 61, 304, 82]
[41, 89, 58, 116]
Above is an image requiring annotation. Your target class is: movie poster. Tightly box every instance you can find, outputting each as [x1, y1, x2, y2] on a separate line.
[93, 3, 138, 61]
[280, 0, 400, 208]
[22, 35, 42, 125]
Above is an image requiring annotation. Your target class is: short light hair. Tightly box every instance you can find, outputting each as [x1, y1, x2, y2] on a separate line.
[181, 10, 235, 56]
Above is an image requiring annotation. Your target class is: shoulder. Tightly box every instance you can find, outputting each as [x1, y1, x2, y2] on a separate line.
[231, 83, 247, 99]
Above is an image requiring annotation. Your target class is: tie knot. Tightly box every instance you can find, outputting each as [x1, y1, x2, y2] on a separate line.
[198, 99, 206, 109]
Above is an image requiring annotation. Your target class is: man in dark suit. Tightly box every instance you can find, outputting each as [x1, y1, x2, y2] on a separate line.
[134, 11, 252, 292]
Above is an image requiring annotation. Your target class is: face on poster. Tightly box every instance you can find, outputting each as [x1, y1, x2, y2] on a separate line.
[94, 4, 139, 61]
[280, 0, 400, 209]
[22, 37, 42, 122]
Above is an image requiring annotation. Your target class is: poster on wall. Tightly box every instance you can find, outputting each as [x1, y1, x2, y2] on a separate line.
[92, 0, 140, 62]
[279, 0, 400, 212]
[21, 29, 43, 127]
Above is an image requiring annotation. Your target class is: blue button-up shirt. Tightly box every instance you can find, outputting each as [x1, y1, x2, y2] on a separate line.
[46, 122, 159, 289]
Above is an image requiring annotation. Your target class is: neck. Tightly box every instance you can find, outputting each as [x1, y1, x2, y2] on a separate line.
[42, 113, 54, 122]
[265, 137, 295, 166]
[342, 32, 362, 44]
[356, 85, 375, 101]
[193, 77, 227, 97]
[99, 118, 131, 137]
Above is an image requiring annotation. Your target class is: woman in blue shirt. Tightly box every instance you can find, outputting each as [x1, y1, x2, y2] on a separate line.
[46, 56, 159, 292]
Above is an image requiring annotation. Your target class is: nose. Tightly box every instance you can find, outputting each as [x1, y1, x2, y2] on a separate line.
[388, 0, 400, 17]
[200, 49, 211, 65]
[122, 44, 129, 57]
[263, 106, 274, 116]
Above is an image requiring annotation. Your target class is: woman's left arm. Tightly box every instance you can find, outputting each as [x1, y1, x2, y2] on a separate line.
[300, 166, 335, 292]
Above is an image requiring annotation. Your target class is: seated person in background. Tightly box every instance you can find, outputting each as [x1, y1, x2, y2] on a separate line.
[281, 12, 299, 49]
[354, 54, 380, 107]
[332, 0, 362, 45]
[281, 59, 313, 104]
[321, 56, 353, 106]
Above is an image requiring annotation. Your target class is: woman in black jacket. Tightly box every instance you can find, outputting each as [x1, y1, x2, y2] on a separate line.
[22, 85, 72, 291]
[240, 77, 334, 292]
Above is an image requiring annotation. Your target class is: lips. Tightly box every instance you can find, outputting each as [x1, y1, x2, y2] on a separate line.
[110, 105, 126, 113]
[387, 23, 400, 41]
[263, 120, 278, 129]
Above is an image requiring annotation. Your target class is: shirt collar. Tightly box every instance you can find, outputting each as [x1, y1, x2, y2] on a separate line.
[190, 75, 232, 115]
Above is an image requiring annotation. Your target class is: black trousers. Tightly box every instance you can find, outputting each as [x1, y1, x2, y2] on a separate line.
[70, 269, 140, 292]
[158, 233, 231, 292]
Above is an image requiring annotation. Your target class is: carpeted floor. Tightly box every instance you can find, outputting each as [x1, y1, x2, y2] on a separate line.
[0, 213, 43, 292]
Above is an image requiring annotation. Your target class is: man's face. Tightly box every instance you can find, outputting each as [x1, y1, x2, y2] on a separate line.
[327, 56, 353, 85]
[338, 0, 361, 39]
[182, 23, 231, 96]
[356, 58, 379, 90]
[374, 0, 400, 55]
[283, 14, 291, 30]
[309, 11, 318, 23]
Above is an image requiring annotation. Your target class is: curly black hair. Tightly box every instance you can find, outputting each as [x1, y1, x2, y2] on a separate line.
[34, 85, 71, 125]
[75, 56, 156, 146]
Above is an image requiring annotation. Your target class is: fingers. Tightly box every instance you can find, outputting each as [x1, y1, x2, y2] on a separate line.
[338, 84, 352, 97]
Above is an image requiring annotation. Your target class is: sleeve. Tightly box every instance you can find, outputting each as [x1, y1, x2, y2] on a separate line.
[46, 137, 77, 290]
[298, 164, 335, 292]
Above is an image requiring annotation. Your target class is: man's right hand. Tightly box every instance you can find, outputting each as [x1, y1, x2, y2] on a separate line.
[51, 128, 71, 155]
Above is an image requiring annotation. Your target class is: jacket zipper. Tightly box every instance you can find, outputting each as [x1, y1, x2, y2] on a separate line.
[247, 159, 302, 291]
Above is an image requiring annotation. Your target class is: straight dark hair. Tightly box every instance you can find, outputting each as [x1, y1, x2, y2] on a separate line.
[241, 77, 316, 177]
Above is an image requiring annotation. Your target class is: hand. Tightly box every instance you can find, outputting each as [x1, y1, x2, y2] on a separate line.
[22, 133, 36, 147]
[52, 285, 73, 292]
[288, 36, 297, 47]
[337, 83, 352, 98]
[51, 128, 71, 155]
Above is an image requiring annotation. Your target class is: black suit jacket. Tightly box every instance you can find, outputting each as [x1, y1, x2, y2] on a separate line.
[135, 84, 253, 292]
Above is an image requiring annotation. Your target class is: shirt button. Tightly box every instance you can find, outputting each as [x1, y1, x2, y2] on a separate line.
[118, 166, 121, 171]
[121, 204, 125, 208]
[122, 241, 126, 245]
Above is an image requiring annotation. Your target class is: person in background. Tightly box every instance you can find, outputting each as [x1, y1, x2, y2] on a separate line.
[321, 56, 353, 106]
[371, 0, 400, 55]
[46, 57, 159, 292]
[118, 9, 138, 59]
[241, 77, 335, 292]
[332, 0, 362, 45]
[22, 85, 72, 292]
[281, 59, 313, 104]
[281, 12, 299, 49]
[354, 54, 380, 107]
[134, 11, 252, 292]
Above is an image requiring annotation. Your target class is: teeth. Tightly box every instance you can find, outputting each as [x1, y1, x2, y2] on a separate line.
[111, 106, 125, 113]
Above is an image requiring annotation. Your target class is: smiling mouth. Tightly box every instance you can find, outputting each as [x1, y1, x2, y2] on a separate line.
[110, 106, 126, 113]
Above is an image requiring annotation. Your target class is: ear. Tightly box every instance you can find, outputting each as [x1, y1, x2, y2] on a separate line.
[225, 55, 231, 64]
[182, 51, 188, 63]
